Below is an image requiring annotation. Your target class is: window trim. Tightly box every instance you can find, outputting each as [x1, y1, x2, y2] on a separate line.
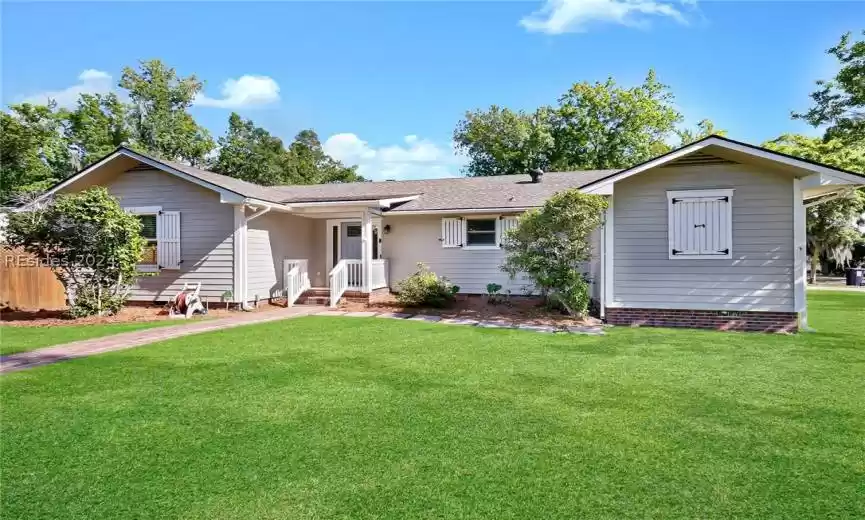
[666, 189, 734, 260]
[126, 206, 162, 271]
[463, 216, 499, 250]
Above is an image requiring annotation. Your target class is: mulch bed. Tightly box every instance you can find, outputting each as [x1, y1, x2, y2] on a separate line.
[340, 293, 601, 327]
[0, 301, 287, 327]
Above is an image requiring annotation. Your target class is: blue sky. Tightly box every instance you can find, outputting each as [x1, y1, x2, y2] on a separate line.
[2, 1, 860, 180]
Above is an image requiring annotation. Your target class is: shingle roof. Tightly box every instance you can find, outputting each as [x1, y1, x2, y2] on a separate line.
[270, 170, 618, 211]
[117, 147, 618, 211]
[135, 150, 618, 211]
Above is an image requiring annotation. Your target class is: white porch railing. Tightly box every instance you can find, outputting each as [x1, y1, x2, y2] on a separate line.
[371, 259, 388, 290]
[283, 259, 310, 307]
[329, 259, 364, 308]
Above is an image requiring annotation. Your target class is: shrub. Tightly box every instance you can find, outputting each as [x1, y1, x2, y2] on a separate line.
[5, 187, 145, 317]
[501, 189, 607, 316]
[396, 263, 459, 307]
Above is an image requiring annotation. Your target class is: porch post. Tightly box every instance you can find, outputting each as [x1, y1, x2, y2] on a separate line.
[793, 178, 809, 330]
[361, 208, 373, 293]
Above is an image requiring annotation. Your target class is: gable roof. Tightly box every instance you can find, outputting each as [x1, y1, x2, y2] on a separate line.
[581, 134, 865, 194]
[35, 136, 863, 213]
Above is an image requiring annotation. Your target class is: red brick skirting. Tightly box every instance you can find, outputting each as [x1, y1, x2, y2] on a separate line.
[605, 307, 798, 333]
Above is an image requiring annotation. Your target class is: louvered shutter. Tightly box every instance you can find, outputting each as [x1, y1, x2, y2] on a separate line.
[498, 215, 519, 246]
[157, 211, 182, 269]
[669, 191, 732, 258]
[441, 217, 463, 248]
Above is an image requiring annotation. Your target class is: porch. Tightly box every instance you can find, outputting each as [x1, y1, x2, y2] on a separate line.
[244, 203, 391, 308]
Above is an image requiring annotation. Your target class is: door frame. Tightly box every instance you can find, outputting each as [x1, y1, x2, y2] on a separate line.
[325, 217, 382, 286]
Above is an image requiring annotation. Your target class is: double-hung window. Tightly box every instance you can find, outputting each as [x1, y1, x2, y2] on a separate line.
[137, 214, 159, 266]
[465, 218, 497, 247]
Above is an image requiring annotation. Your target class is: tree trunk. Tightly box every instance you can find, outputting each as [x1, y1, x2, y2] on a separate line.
[809, 250, 820, 285]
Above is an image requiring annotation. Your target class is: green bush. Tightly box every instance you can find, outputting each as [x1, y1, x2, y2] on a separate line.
[396, 263, 459, 308]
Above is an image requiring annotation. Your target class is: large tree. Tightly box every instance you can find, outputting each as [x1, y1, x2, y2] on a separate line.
[119, 59, 215, 165]
[66, 93, 131, 167]
[764, 134, 865, 282]
[454, 69, 685, 175]
[287, 129, 363, 184]
[212, 113, 292, 185]
[0, 102, 74, 202]
[453, 106, 554, 176]
[793, 31, 864, 143]
[550, 69, 681, 170]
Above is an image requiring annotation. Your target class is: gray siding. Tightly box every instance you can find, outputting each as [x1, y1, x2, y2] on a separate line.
[613, 164, 794, 311]
[246, 212, 315, 300]
[382, 215, 535, 295]
[103, 169, 235, 301]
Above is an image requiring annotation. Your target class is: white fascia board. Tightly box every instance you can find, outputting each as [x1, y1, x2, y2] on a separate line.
[379, 195, 420, 208]
[582, 137, 865, 193]
[243, 198, 292, 212]
[386, 206, 536, 216]
[32, 148, 251, 206]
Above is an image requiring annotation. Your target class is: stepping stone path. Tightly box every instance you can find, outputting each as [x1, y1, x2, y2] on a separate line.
[312, 310, 605, 336]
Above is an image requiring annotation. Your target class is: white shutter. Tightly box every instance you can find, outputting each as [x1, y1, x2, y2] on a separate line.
[668, 190, 733, 259]
[441, 217, 463, 248]
[498, 215, 519, 246]
[157, 211, 181, 269]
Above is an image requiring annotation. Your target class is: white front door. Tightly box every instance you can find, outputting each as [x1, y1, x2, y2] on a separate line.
[340, 222, 362, 260]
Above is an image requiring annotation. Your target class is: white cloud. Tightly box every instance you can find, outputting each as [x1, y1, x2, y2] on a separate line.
[323, 133, 468, 181]
[520, 0, 688, 34]
[195, 75, 280, 108]
[21, 69, 113, 108]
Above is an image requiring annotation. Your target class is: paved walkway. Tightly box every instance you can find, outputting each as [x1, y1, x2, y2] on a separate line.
[1, 306, 605, 375]
[0, 306, 322, 375]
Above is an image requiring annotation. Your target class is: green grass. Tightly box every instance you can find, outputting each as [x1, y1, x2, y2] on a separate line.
[2, 292, 863, 519]
[0, 320, 187, 355]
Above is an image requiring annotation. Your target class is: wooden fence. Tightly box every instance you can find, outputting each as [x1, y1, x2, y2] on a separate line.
[0, 247, 67, 310]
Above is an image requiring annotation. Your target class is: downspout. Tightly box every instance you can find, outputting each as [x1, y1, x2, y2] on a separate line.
[239, 202, 273, 310]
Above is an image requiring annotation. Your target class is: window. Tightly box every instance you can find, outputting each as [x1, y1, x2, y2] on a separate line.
[125, 206, 181, 270]
[667, 189, 733, 259]
[346, 225, 361, 237]
[136, 214, 158, 265]
[465, 218, 497, 247]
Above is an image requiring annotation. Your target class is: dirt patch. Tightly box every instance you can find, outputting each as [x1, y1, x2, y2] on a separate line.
[0, 301, 287, 327]
[340, 293, 601, 326]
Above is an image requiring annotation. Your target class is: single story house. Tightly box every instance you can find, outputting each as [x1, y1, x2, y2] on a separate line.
[33, 135, 865, 332]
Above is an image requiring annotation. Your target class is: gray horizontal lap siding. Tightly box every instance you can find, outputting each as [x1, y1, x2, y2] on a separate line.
[104, 169, 235, 301]
[613, 164, 794, 312]
[383, 215, 542, 295]
[246, 212, 315, 301]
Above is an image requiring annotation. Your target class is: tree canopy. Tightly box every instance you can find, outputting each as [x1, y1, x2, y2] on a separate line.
[793, 31, 865, 143]
[0, 59, 362, 203]
[453, 69, 719, 175]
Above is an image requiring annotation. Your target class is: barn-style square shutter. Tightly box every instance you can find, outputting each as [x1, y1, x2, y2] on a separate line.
[498, 215, 519, 246]
[440, 217, 463, 248]
[668, 190, 732, 258]
[157, 211, 182, 269]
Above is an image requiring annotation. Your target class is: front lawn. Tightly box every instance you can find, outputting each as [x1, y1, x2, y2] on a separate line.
[2, 291, 863, 519]
[0, 320, 185, 356]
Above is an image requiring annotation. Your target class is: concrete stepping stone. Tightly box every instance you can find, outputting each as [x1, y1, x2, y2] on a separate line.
[441, 318, 479, 326]
[343, 311, 378, 317]
[517, 324, 558, 333]
[408, 314, 442, 322]
[477, 321, 514, 329]
[375, 312, 412, 319]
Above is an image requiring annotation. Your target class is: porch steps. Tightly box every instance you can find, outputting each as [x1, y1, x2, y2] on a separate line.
[295, 287, 372, 307]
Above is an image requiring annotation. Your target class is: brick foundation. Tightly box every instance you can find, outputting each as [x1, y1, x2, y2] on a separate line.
[605, 307, 798, 333]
